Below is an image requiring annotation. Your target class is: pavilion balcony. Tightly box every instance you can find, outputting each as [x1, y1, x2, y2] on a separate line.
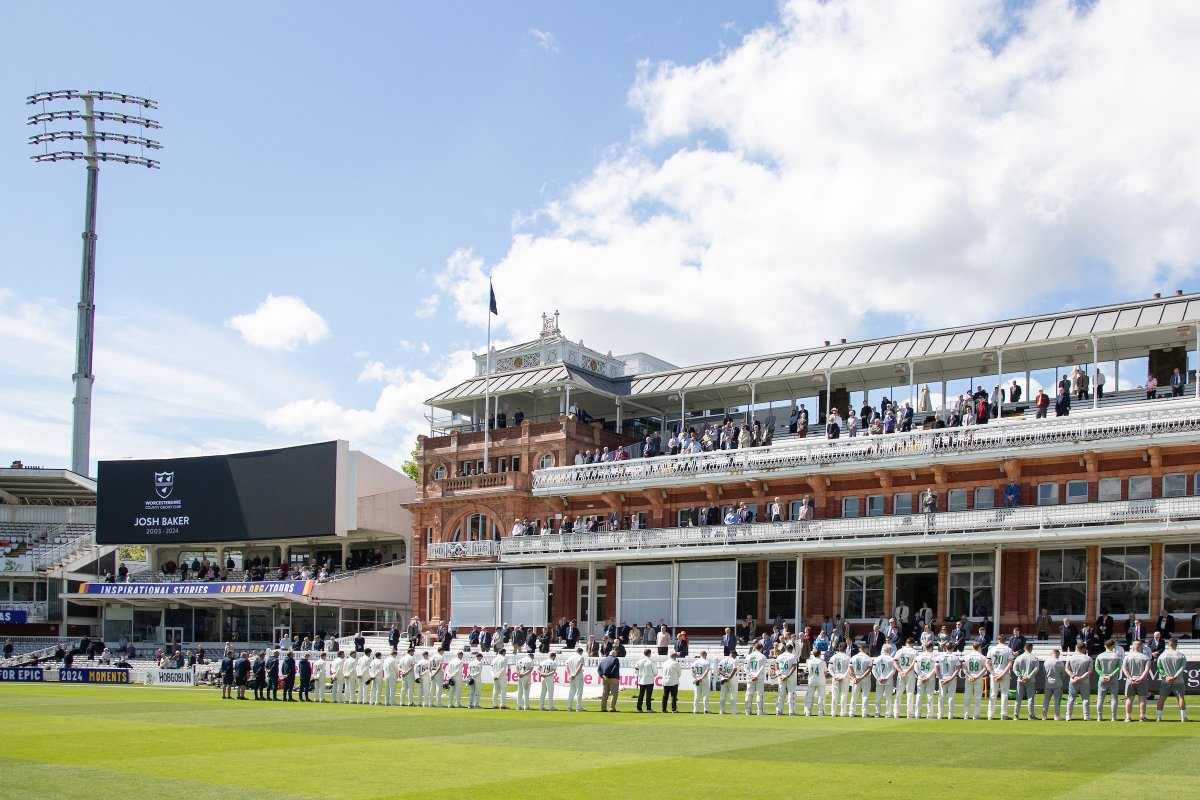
[426, 540, 501, 562]
[498, 495, 1200, 563]
[532, 400, 1200, 496]
[425, 471, 531, 499]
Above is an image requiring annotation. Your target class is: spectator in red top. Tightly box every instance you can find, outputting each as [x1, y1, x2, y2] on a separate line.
[1034, 389, 1050, 418]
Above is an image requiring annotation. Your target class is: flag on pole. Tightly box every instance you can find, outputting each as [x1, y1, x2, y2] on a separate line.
[489, 280, 498, 315]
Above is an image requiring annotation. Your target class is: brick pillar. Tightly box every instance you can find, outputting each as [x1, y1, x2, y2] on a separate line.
[936, 552, 949, 624]
[1086, 546, 1099, 620]
[1150, 542, 1164, 614]
[1027, 549, 1039, 622]
[883, 555, 895, 618]
[757, 560, 768, 625]
[832, 557, 843, 618]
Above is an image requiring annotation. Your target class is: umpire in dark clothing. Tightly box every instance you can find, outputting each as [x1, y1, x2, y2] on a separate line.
[281, 652, 296, 701]
[233, 652, 250, 700]
[252, 652, 267, 700]
[298, 653, 313, 701]
[265, 650, 280, 700]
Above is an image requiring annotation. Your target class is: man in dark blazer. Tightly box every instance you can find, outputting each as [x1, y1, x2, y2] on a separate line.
[866, 624, 885, 657]
[949, 621, 967, 652]
[1156, 610, 1175, 637]
[280, 651, 296, 701]
[721, 627, 737, 656]
[252, 651, 266, 700]
[1096, 611, 1115, 641]
[1126, 618, 1145, 648]
[354, 632, 366, 653]
[265, 650, 280, 701]
[388, 624, 401, 651]
[233, 651, 250, 700]
[298, 653, 313, 701]
[564, 622, 579, 649]
[1060, 618, 1079, 652]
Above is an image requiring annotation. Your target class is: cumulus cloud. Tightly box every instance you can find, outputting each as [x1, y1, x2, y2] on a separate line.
[436, 0, 1200, 367]
[529, 28, 560, 53]
[227, 293, 330, 351]
[414, 294, 440, 318]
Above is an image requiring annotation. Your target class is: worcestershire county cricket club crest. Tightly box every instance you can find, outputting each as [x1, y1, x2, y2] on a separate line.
[154, 472, 175, 499]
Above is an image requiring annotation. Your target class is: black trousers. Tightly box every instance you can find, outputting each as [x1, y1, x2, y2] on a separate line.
[283, 677, 295, 700]
[298, 678, 310, 700]
[267, 676, 279, 699]
[661, 684, 678, 712]
[254, 678, 265, 699]
[637, 683, 654, 710]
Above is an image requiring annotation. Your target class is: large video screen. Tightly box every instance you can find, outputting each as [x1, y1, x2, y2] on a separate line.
[97, 441, 339, 544]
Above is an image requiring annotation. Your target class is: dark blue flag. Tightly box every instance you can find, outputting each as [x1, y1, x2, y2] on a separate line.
[489, 281, 498, 315]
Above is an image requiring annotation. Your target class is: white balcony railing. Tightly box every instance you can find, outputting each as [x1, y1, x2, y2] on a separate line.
[532, 399, 1200, 494]
[500, 495, 1200, 558]
[427, 540, 501, 560]
[32, 533, 95, 570]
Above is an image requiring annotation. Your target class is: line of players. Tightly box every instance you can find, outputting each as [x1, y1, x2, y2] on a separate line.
[219, 634, 1189, 722]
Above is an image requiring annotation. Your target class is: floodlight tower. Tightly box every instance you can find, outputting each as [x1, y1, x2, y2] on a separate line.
[27, 90, 161, 477]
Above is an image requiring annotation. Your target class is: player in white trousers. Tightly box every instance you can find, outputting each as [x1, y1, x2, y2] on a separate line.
[717, 651, 739, 714]
[416, 652, 434, 707]
[398, 647, 416, 706]
[382, 650, 398, 706]
[466, 652, 484, 708]
[848, 644, 874, 717]
[313, 652, 328, 703]
[937, 647, 962, 719]
[354, 649, 371, 704]
[538, 652, 558, 711]
[804, 652, 827, 717]
[368, 651, 384, 705]
[445, 651, 465, 708]
[913, 643, 938, 718]
[431, 648, 450, 708]
[341, 651, 357, 703]
[894, 639, 919, 718]
[986, 635, 1013, 720]
[490, 648, 510, 709]
[873, 644, 897, 718]
[565, 647, 586, 712]
[515, 651, 535, 710]
[328, 652, 344, 703]
[774, 644, 798, 716]
[962, 642, 987, 719]
[1064, 643, 1093, 721]
[691, 651, 712, 714]
[828, 643, 851, 717]
[744, 643, 767, 715]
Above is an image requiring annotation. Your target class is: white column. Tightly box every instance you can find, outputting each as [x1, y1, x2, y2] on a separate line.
[1114, 360, 1120, 392]
[825, 372, 832, 421]
[679, 391, 686, 432]
[748, 383, 756, 423]
[997, 350, 1003, 419]
[993, 545, 1003, 639]
[615, 399, 622, 433]
[795, 555, 804, 628]
[1093, 337, 1100, 410]
[587, 562, 597, 637]
[909, 361, 915, 408]
[1195, 326, 1199, 399]
[494, 570, 504, 628]
[670, 561, 680, 628]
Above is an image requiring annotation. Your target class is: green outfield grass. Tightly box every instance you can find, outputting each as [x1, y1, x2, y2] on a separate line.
[0, 684, 1195, 800]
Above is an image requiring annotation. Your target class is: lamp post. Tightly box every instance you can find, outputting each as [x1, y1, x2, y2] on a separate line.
[27, 90, 161, 477]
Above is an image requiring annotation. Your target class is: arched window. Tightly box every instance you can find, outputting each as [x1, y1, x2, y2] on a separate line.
[452, 514, 499, 542]
[433, 465, 447, 480]
[538, 453, 554, 470]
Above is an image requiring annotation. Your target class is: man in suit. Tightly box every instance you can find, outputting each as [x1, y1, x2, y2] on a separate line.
[564, 621, 579, 649]
[866, 624, 885, 657]
[1127, 617, 1145, 649]
[1156, 610, 1175, 637]
[974, 625, 991, 654]
[1008, 627, 1027, 656]
[1096, 611, 1115, 642]
[252, 651, 266, 700]
[265, 650, 280, 701]
[949, 621, 967, 652]
[298, 652, 313, 701]
[388, 623, 401, 651]
[1060, 618, 1079, 652]
[233, 651, 250, 700]
[354, 631, 366, 653]
[721, 627, 737, 656]
[280, 651, 296, 701]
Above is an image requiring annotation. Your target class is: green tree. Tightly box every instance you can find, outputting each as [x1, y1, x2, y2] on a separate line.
[401, 440, 419, 482]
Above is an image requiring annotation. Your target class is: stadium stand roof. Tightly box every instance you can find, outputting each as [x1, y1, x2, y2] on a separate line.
[0, 467, 96, 505]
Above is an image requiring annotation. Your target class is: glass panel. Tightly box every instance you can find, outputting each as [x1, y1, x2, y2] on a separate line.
[1038, 483, 1059, 506]
[866, 495, 884, 517]
[948, 489, 968, 512]
[1066, 480, 1089, 504]
[974, 487, 995, 510]
[678, 561, 736, 627]
[1098, 478, 1122, 502]
[1039, 550, 1063, 583]
[894, 493, 913, 515]
[1128, 476, 1151, 500]
[842, 497, 860, 518]
[1163, 473, 1186, 498]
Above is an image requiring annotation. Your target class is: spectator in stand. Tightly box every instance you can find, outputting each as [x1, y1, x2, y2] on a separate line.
[826, 408, 841, 439]
[1055, 386, 1071, 417]
[1010, 379, 1023, 403]
[1004, 481, 1021, 507]
[1146, 373, 1159, 400]
[1095, 367, 1106, 400]
[3, 639, 13, 659]
[117, 562, 128, 581]
[1034, 388, 1050, 418]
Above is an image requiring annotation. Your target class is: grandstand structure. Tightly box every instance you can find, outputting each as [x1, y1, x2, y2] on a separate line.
[411, 293, 1200, 641]
[0, 444, 415, 658]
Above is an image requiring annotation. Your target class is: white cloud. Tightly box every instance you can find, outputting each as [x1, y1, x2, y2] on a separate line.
[529, 28, 560, 54]
[414, 294, 440, 318]
[434, 0, 1200, 367]
[227, 293, 330, 351]
[420, 342, 431, 354]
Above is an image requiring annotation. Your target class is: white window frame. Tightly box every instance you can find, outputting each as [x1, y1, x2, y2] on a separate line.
[538, 453, 554, 470]
[1163, 473, 1186, 498]
[948, 552, 994, 619]
[841, 557, 884, 621]
[1065, 480, 1089, 505]
[433, 465, 447, 480]
[1037, 482, 1059, 506]
[842, 497, 860, 519]
[866, 494, 884, 517]
[973, 487, 995, 510]
[1098, 477, 1122, 503]
[1128, 475, 1152, 500]
[893, 493, 913, 515]
[947, 488, 968, 512]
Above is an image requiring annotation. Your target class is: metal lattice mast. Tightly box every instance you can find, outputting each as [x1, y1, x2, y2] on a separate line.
[27, 90, 161, 477]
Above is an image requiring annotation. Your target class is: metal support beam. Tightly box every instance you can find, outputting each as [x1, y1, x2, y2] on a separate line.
[1093, 337, 1100, 410]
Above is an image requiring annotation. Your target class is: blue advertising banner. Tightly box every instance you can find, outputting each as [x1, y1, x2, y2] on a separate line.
[77, 580, 316, 597]
[57, 668, 130, 684]
[0, 609, 29, 624]
[0, 667, 44, 682]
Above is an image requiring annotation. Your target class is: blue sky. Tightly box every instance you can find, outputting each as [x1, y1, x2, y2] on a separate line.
[3, 1, 1198, 473]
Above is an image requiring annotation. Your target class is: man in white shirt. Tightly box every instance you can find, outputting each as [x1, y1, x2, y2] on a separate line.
[313, 651, 328, 703]
[937, 646, 963, 719]
[1064, 643, 1093, 721]
[660, 652, 683, 712]
[1122, 639, 1152, 722]
[431, 647, 449, 708]
[717, 650, 739, 714]
[538, 652, 558, 711]
[466, 651, 484, 708]
[849, 644, 874, 718]
[894, 638, 920, 718]
[963, 642, 987, 719]
[326, 651, 342, 704]
[490, 648, 510, 709]
[368, 651, 384, 706]
[744, 643, 767, 716]
[635, 648, 657, 712]
[382, 649, 398, 706]
[565, 646, 587, 712]
[774, 644, 798, 716]
[690, 651, 712, 714]
[398, 647, 417, 706]
[805, 651, 827, 717]
[913, 643, 938, 719]
[416, 651, 433, 706]
[340, 649, 357, 703]
[445, 650, 465, 708]
[354, 648, 372, 705]
[873, 644, 897, 718]
[515, 651, 535, 710]
[828, 642, 851, 717]
[1012, 642, 1040, 720]
[986, 635, 1013, 720]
